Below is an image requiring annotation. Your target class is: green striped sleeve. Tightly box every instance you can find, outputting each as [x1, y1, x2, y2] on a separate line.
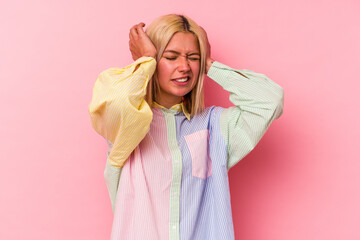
[207, 61, 284, 169]
[103, 140, 122, 212]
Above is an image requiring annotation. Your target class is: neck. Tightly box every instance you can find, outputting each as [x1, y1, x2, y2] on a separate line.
[156, 96, 182, 109]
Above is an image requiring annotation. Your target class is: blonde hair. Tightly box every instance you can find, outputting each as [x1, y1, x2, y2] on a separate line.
[145, 14, 207, 116]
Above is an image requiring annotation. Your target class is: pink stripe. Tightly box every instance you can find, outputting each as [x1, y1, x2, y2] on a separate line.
[184, 129, 212, 179]
[111, 109, 172, 239]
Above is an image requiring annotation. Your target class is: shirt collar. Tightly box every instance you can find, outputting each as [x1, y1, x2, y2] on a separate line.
[153, 102, 191, 120]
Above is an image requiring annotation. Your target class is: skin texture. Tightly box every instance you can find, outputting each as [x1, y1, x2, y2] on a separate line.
[128, 22, 215, 108]
[156, 32, 200, 108]
[129, 23, 157, 60]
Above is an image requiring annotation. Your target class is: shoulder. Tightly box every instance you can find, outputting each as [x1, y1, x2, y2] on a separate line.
[191, 106, 223, 119]
[190, 106, 225, 128]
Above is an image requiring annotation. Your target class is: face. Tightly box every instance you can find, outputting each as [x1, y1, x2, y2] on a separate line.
[156, 32, 200, 108]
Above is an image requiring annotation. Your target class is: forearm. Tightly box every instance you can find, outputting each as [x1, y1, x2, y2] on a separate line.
[89, 57, 156, 167]
[207, 61, 283, 117]
[207, 61, 284, 169]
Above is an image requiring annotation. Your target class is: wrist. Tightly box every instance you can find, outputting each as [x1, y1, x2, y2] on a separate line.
[143, 47, 157, 60]
[143, 52, 157, 59]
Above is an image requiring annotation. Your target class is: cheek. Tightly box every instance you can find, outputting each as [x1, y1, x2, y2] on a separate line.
[191, 63, 200, 79]
[157, 61, 173, 81]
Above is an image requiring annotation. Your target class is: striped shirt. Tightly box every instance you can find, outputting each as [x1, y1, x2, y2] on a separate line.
[89, 57, 284, 239]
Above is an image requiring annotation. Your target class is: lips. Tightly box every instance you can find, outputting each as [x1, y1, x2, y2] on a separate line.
[174, 77, 188, 82]
[171, 76, 191, 86]
[172, 76, 190, 83]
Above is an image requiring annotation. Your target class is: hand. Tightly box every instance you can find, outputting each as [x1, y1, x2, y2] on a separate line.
[200, 27, 214, 74]
[129, 23, 157, 61]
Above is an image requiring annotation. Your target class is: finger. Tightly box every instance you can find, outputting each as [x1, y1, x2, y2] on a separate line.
[130, 27, 138, 39]
[131, 23, 144, 33]
[130, 24, 138, 32]
[135, 23, 146, 36]
[130, 23, 142, 38]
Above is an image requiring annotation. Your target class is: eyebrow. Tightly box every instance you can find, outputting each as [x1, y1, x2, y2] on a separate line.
[163, 50, 200, 56]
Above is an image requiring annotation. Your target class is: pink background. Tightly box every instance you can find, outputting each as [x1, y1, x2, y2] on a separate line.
[1, 0, 359, 239]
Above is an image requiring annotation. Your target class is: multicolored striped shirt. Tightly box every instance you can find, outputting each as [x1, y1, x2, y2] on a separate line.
[89, 57, 284, 240]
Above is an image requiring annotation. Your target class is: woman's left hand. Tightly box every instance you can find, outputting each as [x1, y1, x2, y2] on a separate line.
[200, 27, 214, 74]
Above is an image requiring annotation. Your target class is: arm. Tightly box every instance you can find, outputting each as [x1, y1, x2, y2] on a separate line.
[89, 22, 157, 167]
[88, 23, 157, 211]
[207, 62, 284, 169]
[88, 57, 156, 210]
[88, 56, 156, 168]
[201, 27, 283, 169]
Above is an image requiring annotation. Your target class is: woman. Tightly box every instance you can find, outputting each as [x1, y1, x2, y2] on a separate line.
[89, 14, 283, 240]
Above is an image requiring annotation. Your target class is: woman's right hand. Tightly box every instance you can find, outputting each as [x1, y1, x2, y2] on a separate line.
[129, 23, 157, 61]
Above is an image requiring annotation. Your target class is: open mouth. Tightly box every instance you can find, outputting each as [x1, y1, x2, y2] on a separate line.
[173, 77, 189, 83]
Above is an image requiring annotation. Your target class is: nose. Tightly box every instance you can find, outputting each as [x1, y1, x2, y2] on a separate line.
[177, 56, 190, 72]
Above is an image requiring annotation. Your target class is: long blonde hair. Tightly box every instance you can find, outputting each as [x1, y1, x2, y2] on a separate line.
[145, 14, 207, 116]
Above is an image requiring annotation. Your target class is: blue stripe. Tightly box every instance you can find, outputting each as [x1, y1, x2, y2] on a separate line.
[175, 107, 235, 240]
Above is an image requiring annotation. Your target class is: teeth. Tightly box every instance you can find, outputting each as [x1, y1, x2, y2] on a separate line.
[175, 77, 188, 82]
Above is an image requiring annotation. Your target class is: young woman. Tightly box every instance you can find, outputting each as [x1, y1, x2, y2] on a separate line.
[89, 14, 283, 240]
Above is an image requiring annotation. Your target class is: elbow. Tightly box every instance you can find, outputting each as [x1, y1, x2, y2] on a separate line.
[272, 87, 284, 119]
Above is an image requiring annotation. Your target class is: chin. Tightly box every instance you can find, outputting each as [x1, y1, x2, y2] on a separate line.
[172, 90, 192, 98]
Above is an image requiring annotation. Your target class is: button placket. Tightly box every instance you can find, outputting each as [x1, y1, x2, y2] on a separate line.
[162, 110, 182, 240]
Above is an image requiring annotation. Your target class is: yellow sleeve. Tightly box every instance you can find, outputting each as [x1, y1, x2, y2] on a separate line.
[88, 57, 156, 167]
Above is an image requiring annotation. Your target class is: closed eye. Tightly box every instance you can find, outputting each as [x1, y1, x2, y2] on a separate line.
[164, 56, 200, 61]
[188, 57, 200, 61]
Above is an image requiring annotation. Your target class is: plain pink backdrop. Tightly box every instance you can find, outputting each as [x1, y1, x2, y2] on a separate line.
[1, 0, 359, 239]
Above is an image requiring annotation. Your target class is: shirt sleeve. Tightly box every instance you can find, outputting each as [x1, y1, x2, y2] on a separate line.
[88, 57, 156, 211]
[103, 140, 120, 211]
[207, 61, 284, 169]
[88, 56, 156, 168]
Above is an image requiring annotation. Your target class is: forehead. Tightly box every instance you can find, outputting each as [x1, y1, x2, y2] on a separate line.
[164, 32, 199, 53]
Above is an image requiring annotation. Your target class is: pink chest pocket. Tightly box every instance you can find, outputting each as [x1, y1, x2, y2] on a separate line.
[184, 130, 212, 179]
